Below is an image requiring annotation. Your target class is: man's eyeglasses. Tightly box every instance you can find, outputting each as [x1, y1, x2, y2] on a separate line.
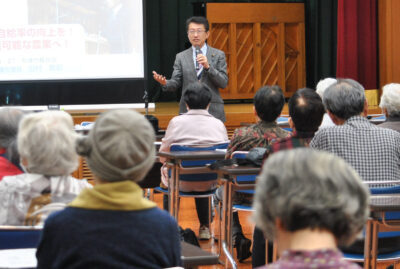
[188, 29, 206, 35]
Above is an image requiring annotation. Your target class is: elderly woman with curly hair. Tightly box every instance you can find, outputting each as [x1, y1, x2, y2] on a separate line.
[36, 109, 181, 269]
[253, 148, 369, 268]
[0, 111, 91, 225]
[379, 83, 400, 133]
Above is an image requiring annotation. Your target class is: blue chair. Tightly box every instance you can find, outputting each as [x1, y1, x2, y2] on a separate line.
[156, 142, 229, 230]
[343, 184, 400, 266]
[0, 226, 42, 250]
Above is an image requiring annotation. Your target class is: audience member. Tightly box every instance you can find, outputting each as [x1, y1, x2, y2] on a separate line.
[315, 77, 337, 128]
[226, 85, 290, 158]
[311, 78, 400, 182]
[159, 82, 228, 240]
[378, 83, 400, 133]
[310, 78, 400, 254]
[37, 109, 181, 269]
[0, 111, 91, 225]
[0, 108, 25, 180]
[252, 88, 325, 267]
[253, 148, 369, 269]
[217, 85, 290, 262]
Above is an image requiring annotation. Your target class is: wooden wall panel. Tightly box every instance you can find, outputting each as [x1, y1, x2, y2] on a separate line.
[379, 0, 400, 88]
[207, 3, 305, 99]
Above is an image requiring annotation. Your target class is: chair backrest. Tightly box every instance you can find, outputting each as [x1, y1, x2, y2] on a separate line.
[170, 142, 229, 183]
[0, 226, 42, 250]
[231, 151, 257, 185]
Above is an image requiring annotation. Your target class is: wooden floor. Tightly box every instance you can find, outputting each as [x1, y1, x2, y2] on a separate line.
[153, 192, 253, 269]
[153, 192, 396, 269]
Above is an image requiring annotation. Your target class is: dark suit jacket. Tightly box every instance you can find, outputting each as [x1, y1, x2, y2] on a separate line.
[162, 45, 228, 122]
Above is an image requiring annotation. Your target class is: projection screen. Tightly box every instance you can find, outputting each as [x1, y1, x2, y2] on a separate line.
[0, 0, 144, 81]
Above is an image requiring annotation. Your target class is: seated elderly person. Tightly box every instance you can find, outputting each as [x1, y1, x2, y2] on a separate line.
[378, 83, 400, 133]
[0, 111, 91, 225]
[159, 82, 228, 240]
[0, 108, 25, 180]
[311, 78, 400, 255]
[37, 110, 181, 269]
[315, 77, 337, 128]
[253, 148, 369, 268]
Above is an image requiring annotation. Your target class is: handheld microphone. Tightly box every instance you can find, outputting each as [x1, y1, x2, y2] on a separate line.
[195, 46, 202, 70]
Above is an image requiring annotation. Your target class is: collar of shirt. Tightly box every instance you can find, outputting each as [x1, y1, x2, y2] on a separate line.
[344, 115, 371, 127]
[192, 43, 208, 68]
[184, 109, 213, 117]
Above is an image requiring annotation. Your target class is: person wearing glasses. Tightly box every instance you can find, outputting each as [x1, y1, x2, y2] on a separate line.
[153, 16, 228, 122]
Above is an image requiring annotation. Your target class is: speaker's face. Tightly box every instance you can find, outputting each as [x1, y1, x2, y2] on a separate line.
[187, 23, 209, 48]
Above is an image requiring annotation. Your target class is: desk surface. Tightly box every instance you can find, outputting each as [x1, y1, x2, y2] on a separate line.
[181, 242, 219, 267]
[0, 243, 219, 269]
[218, 165, 260, 175]
[158, 150, 226, 160]
[370, 195, 400, 212]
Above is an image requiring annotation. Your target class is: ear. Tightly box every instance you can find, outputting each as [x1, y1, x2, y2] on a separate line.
[288, 117, 295, 130]
[327, 111, 344, 125]
[382, 108, 388, 117]
[363, 99, 368, 117]
[253, 106, 260, 122]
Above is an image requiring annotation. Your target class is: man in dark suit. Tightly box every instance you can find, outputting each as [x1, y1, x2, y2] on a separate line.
[153, 16, 228, 122]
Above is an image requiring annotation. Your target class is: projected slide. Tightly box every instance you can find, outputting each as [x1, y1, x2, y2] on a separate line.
[0, 0, 144, 81]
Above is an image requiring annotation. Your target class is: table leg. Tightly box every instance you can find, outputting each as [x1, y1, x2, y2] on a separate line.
[371, 220, 379, 269]
[364, 219, 373, 269]
[222, 181, 234, 269]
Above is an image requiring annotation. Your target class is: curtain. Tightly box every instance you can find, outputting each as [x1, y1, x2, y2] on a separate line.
[336, 0, 377, 89]
[304, 0, 337, 89]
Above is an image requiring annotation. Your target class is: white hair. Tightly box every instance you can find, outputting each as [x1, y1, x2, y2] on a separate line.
[316, 78, 337, 98]
[17, 111, 78, 176]
[379, 83, 400, 117]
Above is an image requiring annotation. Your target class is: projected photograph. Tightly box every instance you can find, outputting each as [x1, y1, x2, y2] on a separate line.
[0, 0, 144, 81]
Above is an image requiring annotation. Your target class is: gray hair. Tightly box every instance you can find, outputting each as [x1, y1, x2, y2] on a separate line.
[76, 109, 155, 183]
[379, 83, 400, 118]
[253, 148, 369, 246]
[17, 111, 79, 176]
[316, 77, 337, 98]
[323, 78, 365, 120]
[0, 108, 25, 165]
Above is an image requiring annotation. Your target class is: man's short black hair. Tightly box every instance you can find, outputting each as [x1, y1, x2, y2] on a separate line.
[183, 82, 212, 109]
[186, 16, 209, 32]
[254, 85, 285, 122]
[289, 88, 325, 132]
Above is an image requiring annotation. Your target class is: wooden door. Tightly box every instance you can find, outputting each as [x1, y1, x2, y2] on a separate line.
[207, 3, 306, 98]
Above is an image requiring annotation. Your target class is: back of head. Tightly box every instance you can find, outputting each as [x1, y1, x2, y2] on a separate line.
[289, 88, 325, 132]
[0, 108, 25, 165]
[185, 16, 209, 32]
[76, 109, 155, 183]
[254, 85, 285, 122]
[253, 148, 369, 246]
[379, 83, 400, 118]
[315, 77, 337, 98]
[18, 111, 78, 176]
[323, 78, 365, 120]
[183, 82, 212, 110]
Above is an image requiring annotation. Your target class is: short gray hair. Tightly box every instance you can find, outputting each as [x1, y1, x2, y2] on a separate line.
[0, 108, 25, 165]
[316, 77, 337, 98]
[76, 109, 155, 182]
[323, 78, 365, 120]
[379, 83, 400, 118]
[253, 148, 369, 246]
[17, 111, 78, 176]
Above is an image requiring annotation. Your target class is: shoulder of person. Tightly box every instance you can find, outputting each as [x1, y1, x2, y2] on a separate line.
[207, 46, 225, 56]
